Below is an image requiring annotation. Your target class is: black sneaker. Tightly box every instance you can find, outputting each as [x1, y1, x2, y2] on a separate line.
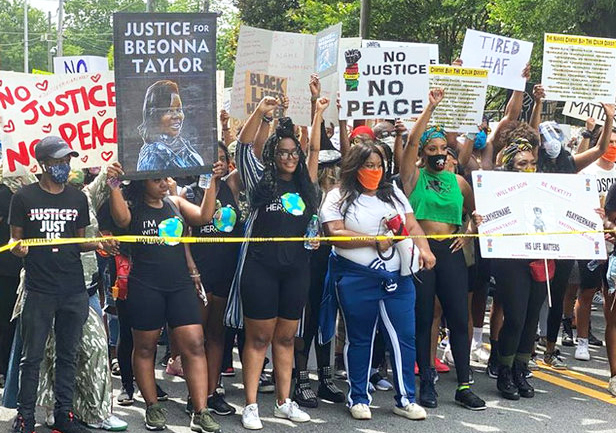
[562, 318, 574, 347]
[52, 412, 92, 433]
[156, 384, 168, 402]
[512, 360, 534, 398]
[207, 390, 236, 416]
[258, 372, 275, 393]
[497, 365, 520, 400]
[317, 366, 345, 403]
[419, 371, 438, 408]
[588, 330, 603, 347]
[12, 414, 35, 433]
[486, 359, 498, 379]
[293, 370, 318, 408]
[455, 388, 487, 411]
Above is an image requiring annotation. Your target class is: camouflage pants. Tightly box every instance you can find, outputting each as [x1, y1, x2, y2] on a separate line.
[37, 306, 112, 424]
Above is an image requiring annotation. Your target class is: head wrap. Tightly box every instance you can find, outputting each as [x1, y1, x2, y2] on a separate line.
[501, 138, 533, 167]
[349, 125, 376, 140]
[420, 125, 447, 150]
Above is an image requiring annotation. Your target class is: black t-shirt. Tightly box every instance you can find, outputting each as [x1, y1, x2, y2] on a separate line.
[188, 181, 242, 286]
[538, 148, 576, 174]
[8, 183, 89, 294]
[0, 185, 23, 277]
[248, 179, 311, 267]
[128, 198, 192, 292]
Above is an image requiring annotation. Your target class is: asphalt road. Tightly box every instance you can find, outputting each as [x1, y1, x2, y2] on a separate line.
[2, 307, 616, 433]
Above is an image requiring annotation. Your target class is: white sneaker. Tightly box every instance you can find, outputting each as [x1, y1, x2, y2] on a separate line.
[45, 408, 54, 427]
[242, 403, 263, 430]
[393, 403, 427, 420]
[87, 415, 128, 431]
[575, 338, 591, 361]
[350, 403, 372, 420]
[274, 398, 310, 423]
[442, 346, 455, 366]
[470, 342, 490, 363]
[608, 376, 616, 397]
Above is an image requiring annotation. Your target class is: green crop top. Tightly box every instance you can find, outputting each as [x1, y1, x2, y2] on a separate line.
[409, 168, 463, 226]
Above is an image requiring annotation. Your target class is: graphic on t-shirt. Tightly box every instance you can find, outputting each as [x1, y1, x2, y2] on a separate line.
[158, 217, 183, 245]
[426, 179, 451, 194]
[213, 206, 237, 233]
[28, 208, 79, 239]
[280, 192, 306, 216]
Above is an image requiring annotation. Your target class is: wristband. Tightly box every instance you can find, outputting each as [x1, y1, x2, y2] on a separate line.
[581, 130, 592, 139]
[190, 273, 201, 278]
[262, 115, 273, 124]
[310, 96, 319, 102]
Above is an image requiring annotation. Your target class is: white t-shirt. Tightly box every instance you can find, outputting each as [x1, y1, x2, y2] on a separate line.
[581, 161, 616, 205]
[320, 184, 413, 271]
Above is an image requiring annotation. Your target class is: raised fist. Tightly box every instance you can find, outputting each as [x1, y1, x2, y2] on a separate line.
[345, 49, 362, 66]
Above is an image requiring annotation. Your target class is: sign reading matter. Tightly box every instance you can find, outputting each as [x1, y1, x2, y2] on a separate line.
[460, 29, 532, 91]
[541, 33, 616, 103]
[113, 13, 217, 180]
[244, 72, 287, 118]
[0, 71, 117, 177]
[473, 171, 606, 260]
[339, 47, 430, 120]
[562, 100, 610, 125]
[429, 65, 488, 133]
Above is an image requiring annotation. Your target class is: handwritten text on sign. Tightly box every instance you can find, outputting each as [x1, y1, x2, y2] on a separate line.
[244, 72, 287, 118]
[0, 71, 117, 177]
[339, 47, 430, 120]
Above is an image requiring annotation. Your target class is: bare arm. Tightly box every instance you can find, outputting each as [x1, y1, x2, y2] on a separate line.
[576, 118, 596, 154]
[220, 110, 234, 146]
[336, 93, 351, 158]
[393, 120, 407, 174]
[575, 103, 615, 172]
[309, 73, 321, 125]
[457, 136, 474, 168]
[238, 96, 279, 151]
[174, 160, 226, 226]
[529, 84, 544, 131]
[9, 226, 28, 257]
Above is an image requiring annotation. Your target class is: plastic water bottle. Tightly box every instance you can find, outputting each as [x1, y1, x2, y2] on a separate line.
[587, 259, 600, 272]
[304, 215, 319, 250]
[198, 174, 212, 189]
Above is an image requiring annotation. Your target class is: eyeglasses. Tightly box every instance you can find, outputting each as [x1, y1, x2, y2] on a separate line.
[377, 131, 396, 139]
[275, 149, 300, 160]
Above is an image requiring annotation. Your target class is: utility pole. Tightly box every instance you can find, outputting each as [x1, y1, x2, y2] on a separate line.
[57, 0, 64, 57]
[47, 12, 52, 72]
[146, 0, 154, 12]
[24, 0, 28, 72]
[202, 0, 210, 12]
[359, 0, 370, 39]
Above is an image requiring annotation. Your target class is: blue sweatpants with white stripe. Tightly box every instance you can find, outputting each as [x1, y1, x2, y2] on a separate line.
[336, 272, 416, 407]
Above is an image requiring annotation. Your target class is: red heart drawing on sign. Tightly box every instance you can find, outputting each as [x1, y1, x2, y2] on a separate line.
[101, 151, 113, 162]
[3, 120, 15, 133]
[35, 80, 48, 91]
[91, 74, 101, 83]
[97, 110, 106, 117]
[42, 124, 52, 133]
[81, 155, 89, 163]
[30, 165, 38, 173]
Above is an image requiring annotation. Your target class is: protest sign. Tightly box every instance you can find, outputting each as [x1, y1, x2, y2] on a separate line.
[113, 13, 217, 180]
[31, 69, 53, 75]
[562, 100, 609, 125]
[53, 56, 109, 74]
[244, 72, 287, 118]
[0, 71, 117, 177]
[541, 33, 616, 103]
[315, 23, 342, 77]
[460, 29, 532, 91]
[472, 171, 606, 260]
[428, 65, 488, 132]
[216, 70, 224, 136]
[362, 40, 439, 65]
[338, 46, 430, 120]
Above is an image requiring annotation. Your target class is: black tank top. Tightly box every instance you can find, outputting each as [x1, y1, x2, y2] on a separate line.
[189, 180, 242, 285]
[129, 198, 192, 291]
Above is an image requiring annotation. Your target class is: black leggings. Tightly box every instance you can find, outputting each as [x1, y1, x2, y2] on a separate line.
[416, 238, 470, 384]
[294, 245, 332, 371]
[547, 260, 574, 343]
[493, 259, 547, 366]
[0, 275, 19, 375]
[116, 298, 134, 392]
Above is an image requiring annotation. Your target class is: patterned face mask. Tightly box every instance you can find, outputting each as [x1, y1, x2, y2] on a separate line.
[158, 217, 183, 245]
[280, 192, 306, 216]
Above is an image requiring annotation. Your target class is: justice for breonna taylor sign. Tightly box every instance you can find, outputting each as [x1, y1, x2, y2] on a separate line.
[113, 13, 217, 180]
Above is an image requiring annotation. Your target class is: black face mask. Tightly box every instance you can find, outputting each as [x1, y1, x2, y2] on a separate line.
[427, 154, 446, 171]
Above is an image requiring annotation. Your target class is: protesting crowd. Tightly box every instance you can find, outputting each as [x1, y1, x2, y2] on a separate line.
[2, 16, 616, 433]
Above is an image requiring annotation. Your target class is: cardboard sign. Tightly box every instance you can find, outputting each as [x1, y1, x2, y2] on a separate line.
[460, 29, 532, 91]
[338, 46, 430, 120]
[362, 39, 439, 65]
[315, 23, 342, 77]
[113, 13, 217, 180]
[541, 33, 616, 103]
[473, 171, 606, 260]
[53, 56, 109, 74]
[562, 100, 609, 125]
[429, 65, 489, 133]
[0, 71, 117, 177]
[244, 72, 287, 118]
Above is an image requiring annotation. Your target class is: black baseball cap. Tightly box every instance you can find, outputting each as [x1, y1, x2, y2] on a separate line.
[35, 136, 79, 161]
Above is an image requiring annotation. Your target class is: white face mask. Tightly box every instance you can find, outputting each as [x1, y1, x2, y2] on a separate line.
[380, 136, 395, 150]
[544, 138, 562, 159]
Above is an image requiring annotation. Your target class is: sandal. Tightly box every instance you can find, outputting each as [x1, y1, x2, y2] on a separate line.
[111, 358, 121, 377]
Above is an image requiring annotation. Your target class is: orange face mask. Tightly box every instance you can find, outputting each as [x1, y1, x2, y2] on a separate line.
[357, 167, 382, 190]
[603, 146, 616, 163]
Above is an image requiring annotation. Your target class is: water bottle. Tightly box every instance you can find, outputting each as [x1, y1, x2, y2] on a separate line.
[198, 174, 212, 189]
[304, 215, 319, 250]
[587, 259, 600, 272]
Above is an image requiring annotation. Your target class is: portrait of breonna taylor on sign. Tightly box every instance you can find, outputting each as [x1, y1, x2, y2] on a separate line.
[113, 13, 217, 180]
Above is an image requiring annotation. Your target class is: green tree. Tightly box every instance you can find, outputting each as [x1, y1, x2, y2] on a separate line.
[233, 0, 301, 32]
[290, 0, 359, 36]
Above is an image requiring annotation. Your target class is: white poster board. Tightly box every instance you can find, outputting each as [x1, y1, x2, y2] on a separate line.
[428, 65, 488, 132]
[473, 171, 606, 260]
[541, 33, 616, 103]
[562, 100, 609, 126]
[460, 29, 532, 91]
[362, 39, 439, 65]
[338, 46, 430, 120]
[216, 70, 225, 137]
[53, 55, 109, 74]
